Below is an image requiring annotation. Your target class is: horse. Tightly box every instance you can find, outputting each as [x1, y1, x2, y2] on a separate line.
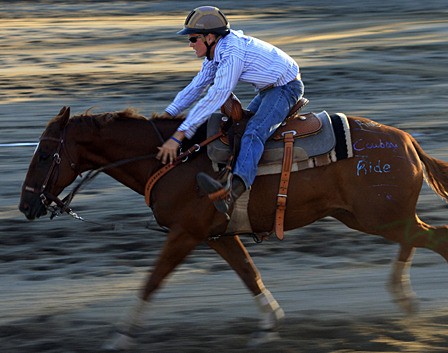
[19, 106, 448, 350]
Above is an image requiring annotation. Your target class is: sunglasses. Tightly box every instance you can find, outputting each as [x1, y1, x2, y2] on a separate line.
[188, 36, 202, 43]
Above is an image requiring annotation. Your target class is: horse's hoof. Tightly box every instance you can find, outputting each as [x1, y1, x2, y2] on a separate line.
[247, 330, 281, 347]
[273, 307, 285, 323]
[395, 295, 420, 316]
[261, 306, 285, 330]
[102, 332, 135, 351]
[387, 283, 420, 316]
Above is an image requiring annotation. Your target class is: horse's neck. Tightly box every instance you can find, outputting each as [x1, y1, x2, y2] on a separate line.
[71, 119, 168, 194]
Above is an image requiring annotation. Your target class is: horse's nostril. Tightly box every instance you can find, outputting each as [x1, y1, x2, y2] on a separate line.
[19, 202, 29, 212]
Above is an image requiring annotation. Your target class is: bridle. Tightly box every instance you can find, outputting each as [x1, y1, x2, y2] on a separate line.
[22, 120, 163, 221]
[22, 118, 223, 222]
[22, 129, 82, 219]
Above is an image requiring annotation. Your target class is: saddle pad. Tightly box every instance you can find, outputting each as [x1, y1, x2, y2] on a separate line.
[207, 111, 336, 165]
[223, 112, 353, 236]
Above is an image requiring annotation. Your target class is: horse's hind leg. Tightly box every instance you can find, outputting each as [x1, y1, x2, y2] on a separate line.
[207, 236, 284, 346]
[381, 215, 448, 315]
[333, 211, 419, 314]
[388, 245, 418, 314]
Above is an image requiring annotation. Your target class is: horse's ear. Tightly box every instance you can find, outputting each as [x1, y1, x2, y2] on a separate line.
[57, 106, 71, 128]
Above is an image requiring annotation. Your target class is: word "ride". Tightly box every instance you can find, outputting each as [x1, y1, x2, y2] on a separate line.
[356, 159, 391, 176]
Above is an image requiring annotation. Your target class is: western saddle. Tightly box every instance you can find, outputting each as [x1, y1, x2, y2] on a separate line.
[220, 93, 311, 240]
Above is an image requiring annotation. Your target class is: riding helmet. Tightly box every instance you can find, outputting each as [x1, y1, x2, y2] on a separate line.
[178, 6, 230, 36]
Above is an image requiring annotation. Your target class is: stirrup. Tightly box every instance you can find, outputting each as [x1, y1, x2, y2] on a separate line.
[196, 172, 232, 214]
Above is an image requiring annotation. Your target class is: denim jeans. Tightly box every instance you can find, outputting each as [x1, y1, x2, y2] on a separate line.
[233, 79, 304, 188]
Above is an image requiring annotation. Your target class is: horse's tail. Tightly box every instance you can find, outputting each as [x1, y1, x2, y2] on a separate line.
[412, 136, 448, 201]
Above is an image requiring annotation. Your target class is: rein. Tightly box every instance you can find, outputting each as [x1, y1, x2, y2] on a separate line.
[24, 128, 158, 222]
[47, 153, 158, 221]
[144, 131, 224, 207]
[29, 117, 224, 225]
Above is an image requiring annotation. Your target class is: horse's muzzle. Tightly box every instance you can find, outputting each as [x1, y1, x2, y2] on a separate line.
[19, 197, 47, 220]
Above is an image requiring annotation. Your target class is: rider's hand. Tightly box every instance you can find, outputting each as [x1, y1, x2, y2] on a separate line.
[157, 139, 179, 164]
[156, 131, 185, 164]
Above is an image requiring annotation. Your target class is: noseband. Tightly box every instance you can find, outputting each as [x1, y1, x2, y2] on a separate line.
[23, 130, 81, 219]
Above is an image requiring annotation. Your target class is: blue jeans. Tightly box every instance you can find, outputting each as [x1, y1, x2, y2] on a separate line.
[233, 79, 304, 188]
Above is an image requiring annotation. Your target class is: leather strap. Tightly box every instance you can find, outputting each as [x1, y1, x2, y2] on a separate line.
[144, 131, 224, 207]
[221, 92, 243, 122]
[274, 132, 295, 240]
[208, 187, 229, 201]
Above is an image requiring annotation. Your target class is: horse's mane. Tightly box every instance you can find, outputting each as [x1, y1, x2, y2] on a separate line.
[65, 108, 186, 127]
[67, 107, 146, 126]
[52, 107, 197, 137]
[150, 113, 186, 121]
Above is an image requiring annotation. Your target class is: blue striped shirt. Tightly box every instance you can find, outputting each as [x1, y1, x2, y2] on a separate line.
[165, 29, 300, 139]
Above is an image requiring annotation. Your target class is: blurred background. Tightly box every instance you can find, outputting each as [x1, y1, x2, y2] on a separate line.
[0, 1, 447, 352]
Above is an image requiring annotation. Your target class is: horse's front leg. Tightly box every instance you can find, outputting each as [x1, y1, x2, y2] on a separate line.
[387, 245, 418, 314]
[207, 236, 284, 346]
[103, 225, 203, 351]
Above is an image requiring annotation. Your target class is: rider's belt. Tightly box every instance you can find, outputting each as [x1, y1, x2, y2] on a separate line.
[259, 73, 302, 93]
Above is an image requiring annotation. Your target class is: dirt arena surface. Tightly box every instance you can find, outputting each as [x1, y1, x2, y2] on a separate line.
[1, 1, 448, 352]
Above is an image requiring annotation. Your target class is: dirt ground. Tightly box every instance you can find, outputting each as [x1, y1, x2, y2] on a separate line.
[1, 1, 448, 352]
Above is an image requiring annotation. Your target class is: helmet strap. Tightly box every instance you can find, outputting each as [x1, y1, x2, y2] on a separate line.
[205, 41, 216, 60]
[203, 34, 219, 60]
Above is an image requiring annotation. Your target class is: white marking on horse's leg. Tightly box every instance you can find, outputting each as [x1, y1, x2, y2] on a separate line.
[254, 288, 285, 329]
[102, 331, 135, 351]
[387, 260, 419, 314]
[102, 297, 147, 351]
[121, 297, 148, 329]
[248, 288, 284, 346]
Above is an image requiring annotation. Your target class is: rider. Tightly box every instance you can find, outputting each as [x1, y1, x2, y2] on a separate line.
[156, 6, 304, 214]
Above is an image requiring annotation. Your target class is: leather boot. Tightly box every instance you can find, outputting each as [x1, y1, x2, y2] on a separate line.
[196, 172, 246, 214]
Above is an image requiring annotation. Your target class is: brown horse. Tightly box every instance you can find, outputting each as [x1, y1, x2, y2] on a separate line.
[19, 106, 448, 349]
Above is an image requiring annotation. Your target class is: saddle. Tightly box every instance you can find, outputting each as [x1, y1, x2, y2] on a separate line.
[220, 93, 316, 145]
[218, 93, 316, 240]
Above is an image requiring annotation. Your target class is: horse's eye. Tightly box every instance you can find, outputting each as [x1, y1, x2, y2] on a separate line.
[37, 150, 51, 162]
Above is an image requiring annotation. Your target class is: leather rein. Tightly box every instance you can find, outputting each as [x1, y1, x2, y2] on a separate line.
[23, 126, 158, 221]
[144, 130, 224, 207]
[24, 120, 223, 221]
